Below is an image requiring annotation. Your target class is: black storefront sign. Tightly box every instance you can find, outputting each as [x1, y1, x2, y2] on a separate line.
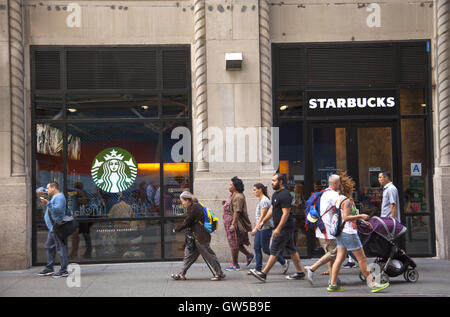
[307, 90, 398, 116]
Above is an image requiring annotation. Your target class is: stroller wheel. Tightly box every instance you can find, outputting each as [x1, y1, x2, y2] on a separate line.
[404, 269, 419, 283]
[380, 273, 390, 284]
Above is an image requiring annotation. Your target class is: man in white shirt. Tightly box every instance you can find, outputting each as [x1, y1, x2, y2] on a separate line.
[305, 174, 340, 285]
[378, 171, 401, 223]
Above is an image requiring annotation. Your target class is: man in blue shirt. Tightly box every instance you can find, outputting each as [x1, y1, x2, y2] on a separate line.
[36, 182, 69, 278]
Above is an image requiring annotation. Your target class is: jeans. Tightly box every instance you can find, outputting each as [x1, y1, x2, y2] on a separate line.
[254, 228, 286, 271]
[45, 231, 68, 272]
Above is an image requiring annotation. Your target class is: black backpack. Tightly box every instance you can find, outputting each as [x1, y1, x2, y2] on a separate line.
[330, 197, 349, 237]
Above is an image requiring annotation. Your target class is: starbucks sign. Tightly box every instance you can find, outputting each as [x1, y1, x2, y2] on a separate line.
[91, 147, 137, 193]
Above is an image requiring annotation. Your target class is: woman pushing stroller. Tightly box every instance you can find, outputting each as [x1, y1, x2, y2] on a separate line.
[328, 172, 390, 293]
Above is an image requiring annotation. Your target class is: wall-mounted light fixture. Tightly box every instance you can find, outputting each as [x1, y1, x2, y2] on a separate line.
[225, 52, 243, 70]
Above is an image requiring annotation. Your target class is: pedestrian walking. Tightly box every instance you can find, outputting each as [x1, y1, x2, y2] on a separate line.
[328, 172, 390, 293]
[36, 182, 70, 278]
[378, 171, 401, 222]
[250, 183, 289, 275]
[172, 191, 225, 281]
[223, 177, 254, 271]
[304, 174, 340, 285]
[249, 173, 305, 282]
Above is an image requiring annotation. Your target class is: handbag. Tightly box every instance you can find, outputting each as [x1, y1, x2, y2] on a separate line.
[48, 208, 78, 242]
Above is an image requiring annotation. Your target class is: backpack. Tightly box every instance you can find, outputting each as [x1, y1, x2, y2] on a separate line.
[196, 202, 219, 234]
[330, 197, 350, 237]
[304, 189, 333, 237]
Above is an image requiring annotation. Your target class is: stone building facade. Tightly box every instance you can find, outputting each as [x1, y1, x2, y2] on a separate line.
[0, 0, 448, 270]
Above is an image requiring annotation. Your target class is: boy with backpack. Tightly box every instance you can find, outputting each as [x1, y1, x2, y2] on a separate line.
[304, 174, 340, 285]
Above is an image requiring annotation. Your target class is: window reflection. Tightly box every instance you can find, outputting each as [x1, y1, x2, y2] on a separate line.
[277, 92, 303, 118]
[66, 94, 158, 119]
[162, 94, 189, 118]
[66, 122, 161, 218]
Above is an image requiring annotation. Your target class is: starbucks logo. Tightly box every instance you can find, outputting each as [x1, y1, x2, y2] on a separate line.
[91, 147, 137, 193]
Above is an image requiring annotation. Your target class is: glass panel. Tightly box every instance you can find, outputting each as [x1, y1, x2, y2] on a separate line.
[66, 122, 161, 218]
[404, 215, 433, 255]
[279, 120, 305, 190]
[356, 127, 392, 216]
[35, 123, 65, 264]
[400, 88, 426, 115]
[277, 91, 303, 118]
[34, 95, 64, 119]
[402, 119, 429, 214]
[66, 220, 161, 261]
[164, 219, 186, 258]
[162, 94, 189, 118]
[66, 94, 158, 119]
[162, 121, 191, 217]
[163, 163, 190, 217]
[293, 216, 307, 256]
[312, 127, 347, 192]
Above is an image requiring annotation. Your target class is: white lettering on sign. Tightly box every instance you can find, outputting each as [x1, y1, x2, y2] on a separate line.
[308, 97, 395, 109]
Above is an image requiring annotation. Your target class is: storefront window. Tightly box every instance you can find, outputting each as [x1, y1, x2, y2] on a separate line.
[66, 94, 159, 119]
[162, 94, 189, 118]
[66, 122, 161, 219]
[401, 118, 433, 255]
[34, 95, 64, 119]
[400, 89, 426, 115]
[312, 127, 347, 191]
[32, 46, 191, 264]
[279, 120, 306, 254]
[277, 92, 303, 118]
[164, 219, 186, 258]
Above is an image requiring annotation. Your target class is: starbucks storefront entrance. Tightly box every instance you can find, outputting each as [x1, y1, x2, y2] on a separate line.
[274, 41, 436, 258]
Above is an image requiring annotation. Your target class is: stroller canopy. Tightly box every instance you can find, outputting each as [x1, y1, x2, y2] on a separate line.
[358, 216, 407, 241]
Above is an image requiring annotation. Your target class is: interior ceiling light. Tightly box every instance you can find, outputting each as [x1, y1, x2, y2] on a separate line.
[280, 105, 288, 111]
[68, 108, 77, 113]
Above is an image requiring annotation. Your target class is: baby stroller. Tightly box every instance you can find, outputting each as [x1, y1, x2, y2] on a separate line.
[357, 216, 419, 283]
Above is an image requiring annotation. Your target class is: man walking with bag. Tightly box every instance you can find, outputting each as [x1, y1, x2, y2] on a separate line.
[36, 182, 69, 278]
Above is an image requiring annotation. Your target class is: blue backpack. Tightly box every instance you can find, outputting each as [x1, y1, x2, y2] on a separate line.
[304, 189, 332, 237]
[196, 202, 219, 234]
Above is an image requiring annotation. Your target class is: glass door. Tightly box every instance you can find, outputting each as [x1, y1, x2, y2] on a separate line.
[307, 122, 397, 256]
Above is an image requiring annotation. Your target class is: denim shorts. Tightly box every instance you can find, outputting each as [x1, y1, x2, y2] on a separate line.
[336, 232, 363, 251]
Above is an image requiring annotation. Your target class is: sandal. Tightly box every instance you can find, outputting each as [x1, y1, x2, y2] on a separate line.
[211, 274, 226, 281]
[171, 273, 186, 280]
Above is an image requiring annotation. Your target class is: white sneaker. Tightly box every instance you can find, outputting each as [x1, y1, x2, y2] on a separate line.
[305, 266, 315, 285]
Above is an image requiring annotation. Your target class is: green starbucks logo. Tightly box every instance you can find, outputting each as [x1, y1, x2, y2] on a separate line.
[91, 147, 137, 193]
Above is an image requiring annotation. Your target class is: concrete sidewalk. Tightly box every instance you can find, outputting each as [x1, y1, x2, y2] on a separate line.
[0, 258, 449, 297]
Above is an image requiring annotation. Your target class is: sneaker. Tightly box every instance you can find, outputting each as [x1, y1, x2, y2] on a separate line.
[286, 272, 305, 280]
[327, 284, 345, 292]
[225, 263, 241, 271]
[328, 278, 342, 286]
[249, 269, 266, 282]
[246, 254, 255, 267]
[371, 282, 390, 293]
[281, 260, 290, 275]
[37, 268, 54, 276]
[305, 266, 315, 285]
[343, 261, 356, 269]
[52, 271, 69, 278]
